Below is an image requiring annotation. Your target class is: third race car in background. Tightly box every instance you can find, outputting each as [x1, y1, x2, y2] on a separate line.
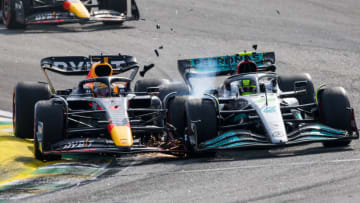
[1, 0, 140, 29]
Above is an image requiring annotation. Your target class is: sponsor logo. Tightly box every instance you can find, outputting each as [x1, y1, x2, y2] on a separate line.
[52, 60, 126, 72]
[272, 131, 283, 137]
[63, 140, 94, 149]
[34, 12, 65, 21]
[255, 98, 276, 103]
[190, 53, 264, 70]
[263, 106, 276, 113]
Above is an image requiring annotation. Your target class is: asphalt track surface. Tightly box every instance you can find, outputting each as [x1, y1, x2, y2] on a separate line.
[0, 0, 360, 202]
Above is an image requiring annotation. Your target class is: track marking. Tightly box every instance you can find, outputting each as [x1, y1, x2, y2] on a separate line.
[0, 110, 12, 118]
[0, 110, 119, 200]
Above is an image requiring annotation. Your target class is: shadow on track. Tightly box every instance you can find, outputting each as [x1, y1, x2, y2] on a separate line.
[108, 144, 355, 169]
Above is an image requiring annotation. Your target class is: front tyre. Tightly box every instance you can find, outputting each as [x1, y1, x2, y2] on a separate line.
[318, 87, 352, 147]
[184, 98, 217, 157]
[2, 0, 27, 29]
[98, 0, 128, 25]
[34, 100, 65, 161]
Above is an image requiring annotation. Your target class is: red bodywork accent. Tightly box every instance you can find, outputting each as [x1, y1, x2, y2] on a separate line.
[86, 71, 92, 79]
[108, 124, 115, 132]
[63, 1, 71, 11]
[26, 19, 65, 24]
[236, 60, 258, 74]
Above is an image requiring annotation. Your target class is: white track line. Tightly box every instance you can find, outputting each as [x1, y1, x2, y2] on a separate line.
[0, 110, 12, 119]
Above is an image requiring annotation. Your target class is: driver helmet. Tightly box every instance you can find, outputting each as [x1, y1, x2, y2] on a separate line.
[93, 82, 109, 97]
[238, 79, 257, 95]
[236, 60, 258, 74]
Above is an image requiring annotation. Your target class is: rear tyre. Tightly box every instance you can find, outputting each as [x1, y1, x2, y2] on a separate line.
[2, 0, 27, 29]
[318, 87, 352, 147]
[134, 78, 170, 93]
[278, 73, 315, 104]
[158, 83, 190, 101]
[34, 100, 65, 161]
[13, 82, 51, 139]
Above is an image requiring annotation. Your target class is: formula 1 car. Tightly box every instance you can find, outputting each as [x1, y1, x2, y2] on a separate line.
[2, 0, 140, 29]
[13, 54, 189, 161]
[177, 50, 359, 152]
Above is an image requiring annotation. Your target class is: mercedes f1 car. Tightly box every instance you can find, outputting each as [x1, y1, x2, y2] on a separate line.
[13, 54, 190, 161]
[177, 50, 359, 152]
[2, 0, 140, 29]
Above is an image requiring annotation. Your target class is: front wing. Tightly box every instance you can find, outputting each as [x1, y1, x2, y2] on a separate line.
[25, 10, 136, 25]
[41, 138, 185, 156]
[198, 124, 359, 151]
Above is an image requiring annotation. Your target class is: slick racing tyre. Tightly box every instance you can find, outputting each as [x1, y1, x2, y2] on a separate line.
[185, 98, 217, 157]
[167, 96, 189, 138]
[13, 82, 51, 139]
[134, 78, 170, 93]
[2, 0, 29, 29]
[34, 100, 65, 161]
[278, 73, 315, 104]
[158, 82, 190, 102]
[318, 87, 352, 147]
[185, 98, 218, 145]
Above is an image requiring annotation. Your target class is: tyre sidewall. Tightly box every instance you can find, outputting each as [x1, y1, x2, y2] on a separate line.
[13, 82, 50, 139]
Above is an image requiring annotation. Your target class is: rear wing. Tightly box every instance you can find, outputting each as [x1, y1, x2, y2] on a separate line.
[41, 54, 138, 75]
[40, 54, 139, 94]
[177, 51, 275, 86]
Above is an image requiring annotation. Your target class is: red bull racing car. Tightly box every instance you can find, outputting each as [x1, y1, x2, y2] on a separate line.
[13, 54, 189, 161]
[1, 0, 140, 29]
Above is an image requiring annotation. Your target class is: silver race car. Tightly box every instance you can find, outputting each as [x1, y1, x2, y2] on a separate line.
[177, 50, 359, 152]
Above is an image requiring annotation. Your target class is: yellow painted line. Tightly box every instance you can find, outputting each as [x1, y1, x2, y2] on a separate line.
[0, 122, 57, 186]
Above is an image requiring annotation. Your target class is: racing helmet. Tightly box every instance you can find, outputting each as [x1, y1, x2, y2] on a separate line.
[93, 82, 110, 97]
[238, 79, 257, 95]
[236, 60, 258, 74]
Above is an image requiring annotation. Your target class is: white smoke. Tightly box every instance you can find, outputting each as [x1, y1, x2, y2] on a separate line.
[190, 73, 217, 98]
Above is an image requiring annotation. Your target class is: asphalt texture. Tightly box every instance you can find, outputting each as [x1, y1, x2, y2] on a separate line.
[1, 0, 360, 202]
